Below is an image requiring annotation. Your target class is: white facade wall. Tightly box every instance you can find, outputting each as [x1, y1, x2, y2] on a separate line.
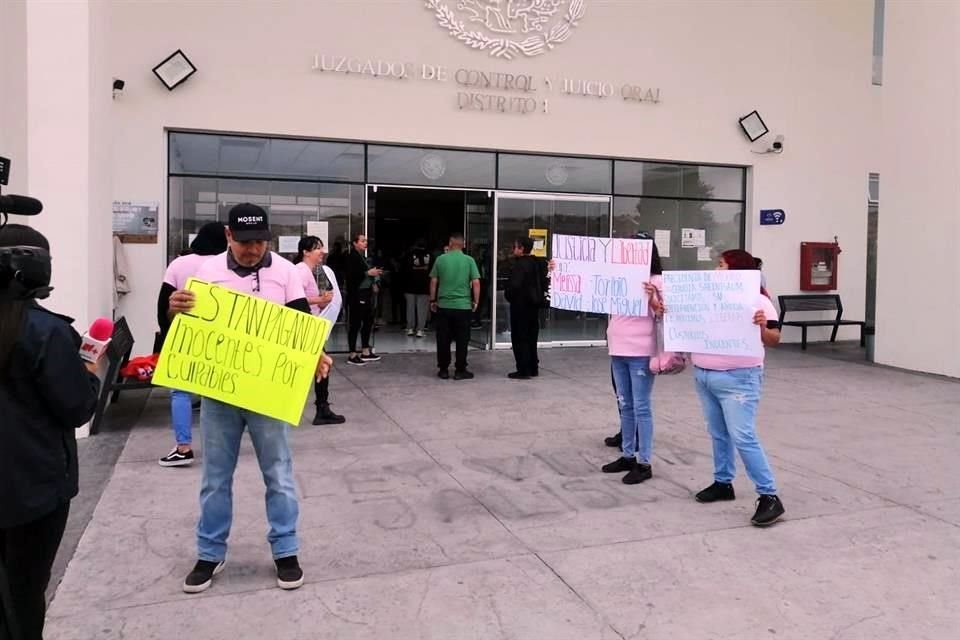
[8, 0, 881, 360]
[876, 0, 960, 378]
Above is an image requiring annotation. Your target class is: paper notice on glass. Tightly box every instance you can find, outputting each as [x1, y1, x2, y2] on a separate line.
[188, 233, 197, 246]
[654, 229, 671, 257]
[681, 228, 706, 248]
[550, 234, 653, 317]
[661, 270, 762, 357]
[278, 236, 300, 254]
[697, 247, 712, 262]
[306, 220, 329, 249]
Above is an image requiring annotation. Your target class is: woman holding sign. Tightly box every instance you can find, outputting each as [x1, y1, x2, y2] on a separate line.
[294, 235, 346, 425]
[549, 233, 663, 485]
[655, 249, 785, 526]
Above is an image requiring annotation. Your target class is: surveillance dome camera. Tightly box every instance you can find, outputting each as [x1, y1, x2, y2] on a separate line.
[770, 135, 784, 153]
[112, 78, 125, 100]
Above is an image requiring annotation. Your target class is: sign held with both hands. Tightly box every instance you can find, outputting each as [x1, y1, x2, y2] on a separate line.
[152, 278, 332, 425]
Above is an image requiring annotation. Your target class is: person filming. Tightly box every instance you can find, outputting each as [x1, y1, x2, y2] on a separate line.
[0, 224, 102, 640]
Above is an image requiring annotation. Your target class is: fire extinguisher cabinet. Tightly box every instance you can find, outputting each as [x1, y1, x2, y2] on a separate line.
[800, 242, 840, 291]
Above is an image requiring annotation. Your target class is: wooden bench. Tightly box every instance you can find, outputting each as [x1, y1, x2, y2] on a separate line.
[777, 294, 866, 351]
[90, 316, 156, 434]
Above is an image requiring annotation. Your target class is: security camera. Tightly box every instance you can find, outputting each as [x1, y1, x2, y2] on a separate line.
[112, 78, 125, 99]
[769, 135, 784, 153]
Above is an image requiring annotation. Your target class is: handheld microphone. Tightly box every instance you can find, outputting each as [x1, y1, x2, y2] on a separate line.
[79, 317, 114, 363]
[0, 195, 43, 216]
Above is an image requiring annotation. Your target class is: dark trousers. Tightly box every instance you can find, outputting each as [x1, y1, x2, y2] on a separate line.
[0, 502, 70, 640]
[510, 303, 540, 375]
[435, 308, 472, 372]
[347, 292, 373, 352]
[314, 375, 330, 409]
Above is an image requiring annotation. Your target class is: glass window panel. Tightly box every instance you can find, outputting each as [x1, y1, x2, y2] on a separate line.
[367, 145, 495, 188]
[612, 197, 743, 271]
[169, 132, 364, 182]
[498, 154, 611, 194]
[681, 165, 744, 200]
[614, 161, 681, 197]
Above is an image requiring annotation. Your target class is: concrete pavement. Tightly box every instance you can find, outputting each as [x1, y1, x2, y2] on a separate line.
[45, 347, 959, 639]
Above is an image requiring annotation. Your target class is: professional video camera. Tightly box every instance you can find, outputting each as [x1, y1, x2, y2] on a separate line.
[0, 155, 52, 299]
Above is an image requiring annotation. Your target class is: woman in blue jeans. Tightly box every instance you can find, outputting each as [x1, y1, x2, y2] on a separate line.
[554, 235, 663, 484]
[656, 249, 785, 526]
[155, 223, 226, 466]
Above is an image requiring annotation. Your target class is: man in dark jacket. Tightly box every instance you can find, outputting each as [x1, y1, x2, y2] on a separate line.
[0, 224, 101, 640]
[504, 236, 545, 380]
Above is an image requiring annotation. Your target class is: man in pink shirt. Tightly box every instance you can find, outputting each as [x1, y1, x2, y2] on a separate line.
[166, 204, 331, 594]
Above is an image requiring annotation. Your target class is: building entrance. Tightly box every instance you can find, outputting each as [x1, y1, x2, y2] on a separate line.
[366, 186, 494, 353]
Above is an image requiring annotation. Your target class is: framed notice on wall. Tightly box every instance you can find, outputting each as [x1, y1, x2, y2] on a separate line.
[113, 201, 159, 243]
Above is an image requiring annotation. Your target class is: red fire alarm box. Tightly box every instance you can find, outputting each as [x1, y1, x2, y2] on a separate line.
[800, 242, 840, 291]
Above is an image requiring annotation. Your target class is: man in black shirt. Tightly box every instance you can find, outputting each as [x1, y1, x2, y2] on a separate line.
[504, 236, 545, 380]
[403, 239, 432, 338]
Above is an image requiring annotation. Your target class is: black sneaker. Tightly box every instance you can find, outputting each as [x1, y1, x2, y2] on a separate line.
[507, 371, 531, 380]
[601, 457, 634, 474]
[603, 432, 622, 448]
[751, 495, 785, 527]
[437, 369, 450, 379]
[275, 555, 304, 590]
[312, 406, 345, 425]
[454, 370, 475, 380]
[183, 559, 224, 593]
[623, 463, 652, 485]
[159, 448, 194, 467]
[360, 352, 381, 362]
[695, 481, 736, 503]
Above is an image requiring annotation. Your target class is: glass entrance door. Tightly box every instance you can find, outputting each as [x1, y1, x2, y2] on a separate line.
[493, 192, 611, 348]
[465, 191, 494, 349]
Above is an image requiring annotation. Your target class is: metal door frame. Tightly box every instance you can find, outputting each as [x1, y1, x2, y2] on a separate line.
[492, 191, 612, 350]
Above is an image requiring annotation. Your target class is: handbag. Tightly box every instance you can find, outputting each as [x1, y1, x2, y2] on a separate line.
[648, 291, 686, 375]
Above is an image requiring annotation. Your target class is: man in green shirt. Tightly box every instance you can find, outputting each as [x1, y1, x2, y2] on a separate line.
[429, 233, 480, 380]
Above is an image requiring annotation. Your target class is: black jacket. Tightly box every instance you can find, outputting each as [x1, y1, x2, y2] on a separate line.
[346, 248, 371, 300]
[505, 255, 545, 307]
[0, 304, 101, 528]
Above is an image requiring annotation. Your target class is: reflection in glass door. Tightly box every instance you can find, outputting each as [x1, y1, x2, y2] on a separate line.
[465, 191, 494, 349]
[494, 193, 611, 348]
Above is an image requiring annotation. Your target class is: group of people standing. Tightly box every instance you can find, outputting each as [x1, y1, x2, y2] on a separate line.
[592, 237, 785, 527]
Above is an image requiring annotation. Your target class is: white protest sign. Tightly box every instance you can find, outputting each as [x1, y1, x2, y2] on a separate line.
[551, 234, 652, 316]
[662, 270, 762, 356]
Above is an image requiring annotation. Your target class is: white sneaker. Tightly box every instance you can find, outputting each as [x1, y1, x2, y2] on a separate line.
[406, 329, 415, 337]
[416, 330, 424, 338]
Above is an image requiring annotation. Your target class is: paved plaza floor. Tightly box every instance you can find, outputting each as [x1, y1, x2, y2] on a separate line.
[45, 346, 959, 639]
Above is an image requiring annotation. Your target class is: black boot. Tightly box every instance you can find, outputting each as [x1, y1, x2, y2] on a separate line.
[313, 404, 345, 425]
[623, 462, 652, 485]
[603, 432, 622, 448]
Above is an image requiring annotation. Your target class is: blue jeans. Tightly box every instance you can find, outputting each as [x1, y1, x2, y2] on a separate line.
[693, 366, 777, 495]
[170, 389, 193, 446]
[610, 356, 655, 463]
[197, 398, 299, 562]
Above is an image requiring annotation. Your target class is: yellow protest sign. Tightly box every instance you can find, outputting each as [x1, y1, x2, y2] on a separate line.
[152, 278, 332, 425]
[528, 228, 548, 258]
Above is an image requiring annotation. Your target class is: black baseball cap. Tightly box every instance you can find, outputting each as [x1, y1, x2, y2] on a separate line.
[228, 203, 271, 241]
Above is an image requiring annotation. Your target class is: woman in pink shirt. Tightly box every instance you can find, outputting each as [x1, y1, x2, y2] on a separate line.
[600, 235, 664, 485]
[155, 222, 226, 467]
[656, 249, 785, 526]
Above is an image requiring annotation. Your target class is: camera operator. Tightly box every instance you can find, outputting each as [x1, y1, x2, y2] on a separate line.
[0, 224, 101, 640]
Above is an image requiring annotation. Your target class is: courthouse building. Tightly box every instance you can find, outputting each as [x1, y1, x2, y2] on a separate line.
[1, 0, 956, 377]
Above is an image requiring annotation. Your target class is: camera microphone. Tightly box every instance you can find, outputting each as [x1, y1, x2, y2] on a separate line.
[0, 195, 43, 216]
